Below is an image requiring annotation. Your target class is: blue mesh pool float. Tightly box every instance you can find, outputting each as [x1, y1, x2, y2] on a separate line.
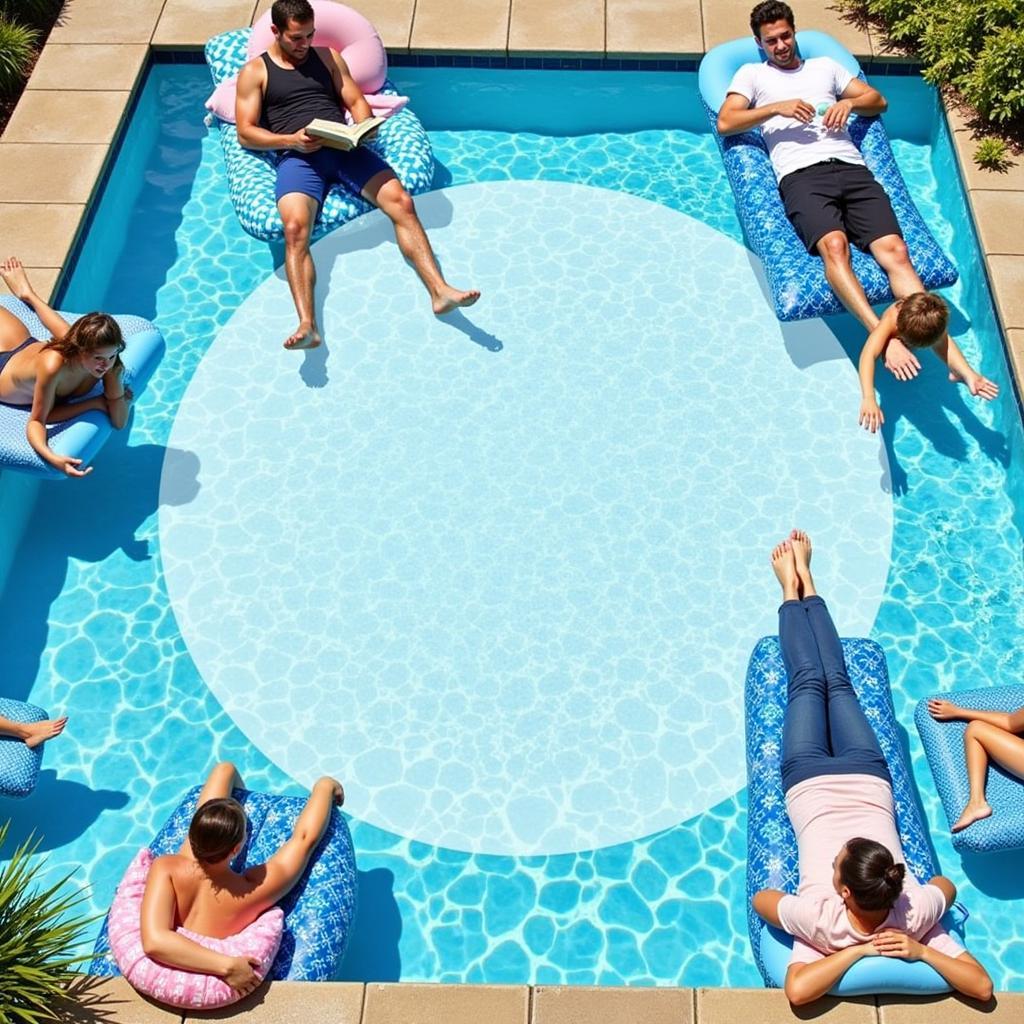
[916, 686, 1024, 854]
[0, 296, 163, 479]
[698, 32, 958, 322]
[204, 28, 435, 243]
[0, 697, 48, 799]
[746, 636, 966, 994]
[91, 785, 358, 981]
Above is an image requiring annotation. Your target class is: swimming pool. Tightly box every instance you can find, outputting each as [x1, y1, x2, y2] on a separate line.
[2, 61, 1023, 988]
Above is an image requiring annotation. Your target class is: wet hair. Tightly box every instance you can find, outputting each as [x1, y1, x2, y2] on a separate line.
[188, 798, 247, 865]
[43, 312, 123, 362]
[896, 292, 949, 349]
[750, 1, 795, 38]
[272, 0, 314, 30]
[839, 837, 905, 911]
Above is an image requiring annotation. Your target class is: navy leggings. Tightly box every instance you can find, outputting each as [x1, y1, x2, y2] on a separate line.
[780, 596, 891, 793]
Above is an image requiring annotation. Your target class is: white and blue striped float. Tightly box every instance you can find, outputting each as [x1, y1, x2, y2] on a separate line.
[746, 636, 967, 994]
[698, 32, 958, 322]
[0, 296, 164, 479]
[90, 786, 358, 981]
[204, 27, 435, 243]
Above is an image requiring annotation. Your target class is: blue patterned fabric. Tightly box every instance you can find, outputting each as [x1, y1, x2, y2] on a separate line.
[745, 637, 965, 994]
[0, 697, 46, 799]
[698, 32, 958, 322]
[0, 296, 164, 479]
[204, 29, 435, 242]
[916, 686, 1024, 854]
[91, 786, 358, 980]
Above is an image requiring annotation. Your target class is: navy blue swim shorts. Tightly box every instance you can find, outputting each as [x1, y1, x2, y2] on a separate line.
[275, 146, 391, 207]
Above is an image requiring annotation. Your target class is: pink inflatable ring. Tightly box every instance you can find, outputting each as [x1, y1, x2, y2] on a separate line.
[206, 0, 408, 124]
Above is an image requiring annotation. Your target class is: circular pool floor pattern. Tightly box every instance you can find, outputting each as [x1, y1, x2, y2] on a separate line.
[160, 180, 892, 856]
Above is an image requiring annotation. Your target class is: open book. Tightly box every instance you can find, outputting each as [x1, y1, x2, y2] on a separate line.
[304, 116, 384, 151]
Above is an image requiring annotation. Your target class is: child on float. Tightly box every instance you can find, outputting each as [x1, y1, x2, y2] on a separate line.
[751, 530, 992, 1005]
[140, 762, 344, 997]
[0, 257, 132, 478]
[857, 292, 998, 433]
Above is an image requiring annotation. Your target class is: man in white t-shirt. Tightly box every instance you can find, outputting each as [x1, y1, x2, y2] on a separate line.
[717, 2, 934, 379]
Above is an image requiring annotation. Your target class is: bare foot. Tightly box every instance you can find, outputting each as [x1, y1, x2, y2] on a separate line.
[432, 286, 480, 316]
[0, 257, 36, 303]
[951, 800, 992, 833]
[789, 529, 816, 598]
[771, 540, 799, 600]
[24, 716, 68, 749]
[283, 322, 321, 350]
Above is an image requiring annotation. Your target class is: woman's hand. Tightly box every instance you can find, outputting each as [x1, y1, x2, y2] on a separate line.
[222, 955, 263, 996]
[873, 930, 924, 961]
[859, 398, 884, 433]
[927, 698, 964, 722]
[54, 454, 92, 478]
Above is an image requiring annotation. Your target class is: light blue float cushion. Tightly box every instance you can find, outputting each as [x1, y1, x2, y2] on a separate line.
[745, 636, 962, 995]
[696, 32, 957, 322]
[0, 697, 47, 799]
[916, 686, 1024, 854]
[0, 296, 164, 479]
[204, 28, 435, 243]
[91, 786, 358, 981]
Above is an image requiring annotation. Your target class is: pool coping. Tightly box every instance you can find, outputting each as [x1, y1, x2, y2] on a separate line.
[4, 2, 1023, 1010]
[66, 978, 1024, 1022]
[1, 1, 1020, 412]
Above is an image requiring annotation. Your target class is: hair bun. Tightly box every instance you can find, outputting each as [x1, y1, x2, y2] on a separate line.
[885, 863, 906, 885]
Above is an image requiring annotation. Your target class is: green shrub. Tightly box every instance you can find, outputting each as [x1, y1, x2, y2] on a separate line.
[974, 137, 1011, 169]
[0, 822, 95, 1024]
[0, 15, 37, 98]
[961, 26, 1024, 124]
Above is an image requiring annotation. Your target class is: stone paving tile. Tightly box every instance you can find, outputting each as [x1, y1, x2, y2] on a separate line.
[508, 0, 604, 55]
[701, 0, 872, 57]
[27, 43, 148, 92]
[0, 204, 84, 269]
[154, 0, 260, 46]
[364, 983, 529, 1024]
[1005, 329, 1024, 390]
[968, 191, 1024, 256]
[0, 144, 108, 205]
[606, 0, 704, 57]
[987, 256, 1024, 330]
[185, 981, 365, 1023]
[878, 993, 1024, 1023]
[533, 985, 694, 1023]
[412, 0, 510, 54]
[699, 988, 877, 1023]
[49, 0, 166, 44]
[3, 90, 128, 146]
[62, 977, 183, 1024]
[0, 267, 60, 304]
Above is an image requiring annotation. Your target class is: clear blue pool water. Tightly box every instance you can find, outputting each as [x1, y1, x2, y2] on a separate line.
[2, 62, 1024, 988]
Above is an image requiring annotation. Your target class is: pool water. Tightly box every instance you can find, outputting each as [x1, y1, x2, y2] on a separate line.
[2, 62, 1023, 988]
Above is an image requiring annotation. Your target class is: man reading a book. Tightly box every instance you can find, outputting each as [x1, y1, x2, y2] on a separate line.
[236, 0, 479, 350]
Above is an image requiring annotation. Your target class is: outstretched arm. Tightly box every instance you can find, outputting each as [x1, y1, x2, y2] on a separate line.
[928, 699, 1024, 733]
[857, 307, 898, 432]
[784, 946, 873, 1006]
[931, 334, 999, 400]
[26, 352, 92, 477]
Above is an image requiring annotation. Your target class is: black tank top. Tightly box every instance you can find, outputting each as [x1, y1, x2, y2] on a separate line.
[261, 49, 344, 136]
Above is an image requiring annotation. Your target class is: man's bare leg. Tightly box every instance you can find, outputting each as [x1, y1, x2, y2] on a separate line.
[277, 193, 322, 350]
[816, 231, 879, 331]
[0, 257, 71, 341]
[364, 172, 479, 315]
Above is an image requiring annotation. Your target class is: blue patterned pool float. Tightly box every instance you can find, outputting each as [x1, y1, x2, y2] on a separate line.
[698, 32, 958, 321]
[0, 296, 164, 479]
[204, 28, 435, 243]
[745, 636, 966, 994]
[90, 786, 358, 981]
[0, 697, 47, 799]
[916, 686, 1024, 854]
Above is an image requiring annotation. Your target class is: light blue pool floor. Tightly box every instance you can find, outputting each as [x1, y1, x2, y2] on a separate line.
[3, 66, 1024, 987]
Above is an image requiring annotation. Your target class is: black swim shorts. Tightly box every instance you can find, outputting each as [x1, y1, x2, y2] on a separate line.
[778, 160, 903, 254]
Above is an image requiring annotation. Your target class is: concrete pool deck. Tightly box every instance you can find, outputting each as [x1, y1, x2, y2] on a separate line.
[2, 0, 1022, 1015]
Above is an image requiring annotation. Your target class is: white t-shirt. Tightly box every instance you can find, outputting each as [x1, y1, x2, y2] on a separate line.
[777, 773, 965, 965]
[726, 56, 866, 182]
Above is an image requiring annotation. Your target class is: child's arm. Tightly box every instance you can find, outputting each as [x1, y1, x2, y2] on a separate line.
[857, 309, 897, 433]
[933, 334, 999, 400]
[26, 353, 92, 477]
